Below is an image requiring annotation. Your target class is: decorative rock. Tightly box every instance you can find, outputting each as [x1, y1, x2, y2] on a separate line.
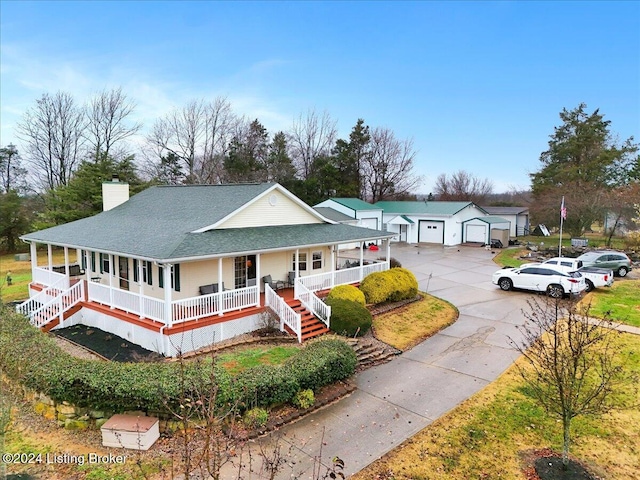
[34, 402, 56, 421]
[64, 418, 89, 430]
[56, 404, 77, 416]
[89, 410, 105, 419]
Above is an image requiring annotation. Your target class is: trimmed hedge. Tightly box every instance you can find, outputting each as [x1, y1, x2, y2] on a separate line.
[360, 268, 418, 305]
[325, 298, 372, 337]
[0, 307, 356, 414]
[284, 338, 357, 391]
[326, 284, 366, 306]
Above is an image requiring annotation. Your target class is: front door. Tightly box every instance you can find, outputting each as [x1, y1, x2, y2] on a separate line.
[119, 257, 129, 290]
[234, 255, 257, 289]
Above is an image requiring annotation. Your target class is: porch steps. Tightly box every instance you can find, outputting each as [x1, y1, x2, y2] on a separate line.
[41, 303, 84, 332]
[285, 299, 330, 341]
[346, 338, 401, 370]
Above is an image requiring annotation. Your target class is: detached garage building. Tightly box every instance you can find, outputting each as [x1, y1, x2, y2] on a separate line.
[462, 216, 511, 246]
[375, 201, 498, 246]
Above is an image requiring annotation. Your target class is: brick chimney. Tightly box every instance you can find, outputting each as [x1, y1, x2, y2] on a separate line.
[102, 174, 130, 211]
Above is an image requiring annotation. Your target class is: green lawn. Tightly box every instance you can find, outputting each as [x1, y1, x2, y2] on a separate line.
[217, 345, 301, 375]
[585, 279, 640, 327]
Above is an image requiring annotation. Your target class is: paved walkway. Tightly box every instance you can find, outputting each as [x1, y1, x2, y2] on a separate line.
[221, 244, 636, 479]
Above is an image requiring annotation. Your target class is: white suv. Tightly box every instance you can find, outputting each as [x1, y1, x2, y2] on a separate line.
[492, 265, 586, 298]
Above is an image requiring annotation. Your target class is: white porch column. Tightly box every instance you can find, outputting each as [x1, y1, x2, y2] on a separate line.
[330, 245, 336, 287]
[138, 259, 145, 319]
[294, 249, 299, 298]
[360, 241, 365, 280]
[163, 264, 173, 326]
[47, 244, 53, 270]
[84, 250, 90, 301]
[255, 253, 261, 307]
[109, 254, 114, 309]
[64, 246, 70, 278]
[218, 258, 223, 317]
[386, 238, 391, 264]
[30, 242, 37, 275]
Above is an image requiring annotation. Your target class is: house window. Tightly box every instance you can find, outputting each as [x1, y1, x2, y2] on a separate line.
[292, 253, 307, 271]
[91, 252, 96, 272]
[100, 253, 110, 274]
[312, 251, 322, 270]
[133, 260, 153, 285]
[81, 251, 87, 270]
[158, 264, 180, 291]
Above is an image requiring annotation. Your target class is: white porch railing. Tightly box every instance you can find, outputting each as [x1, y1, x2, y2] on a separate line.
[21, 281, 84, 329]
[265, 284, 302, 342]
[32, 266, 69, 289]
[297, 281, 331, 328]
[171, 285, 259, 325]
[17, 274, 69, 318]
[297, 261, 390, 294]
[87, 282, 166, 323]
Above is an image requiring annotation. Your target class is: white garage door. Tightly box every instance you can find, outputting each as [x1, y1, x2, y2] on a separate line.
[418, 221, 444, 243]
[360, 218, 378, 230]
[466, 224, 487, 243]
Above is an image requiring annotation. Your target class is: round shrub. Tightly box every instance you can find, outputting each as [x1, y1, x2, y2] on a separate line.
[359, 271, 389, 304]
[243, 407, 268, 429]
[325, 298, 372, 337]
[326, 284, 366, 306]
[386, 267, 418, 302]
[360, 268, 418, 305]
[292, 389, 315, 409]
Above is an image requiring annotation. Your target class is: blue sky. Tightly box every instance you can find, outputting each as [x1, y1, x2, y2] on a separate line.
[1, 1, 638, 194]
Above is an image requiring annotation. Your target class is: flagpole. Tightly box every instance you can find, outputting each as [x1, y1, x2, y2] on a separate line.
[558, 196, 565, 257]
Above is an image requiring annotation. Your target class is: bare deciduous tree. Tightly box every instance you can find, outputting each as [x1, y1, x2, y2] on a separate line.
[512, 297, 636, 470]
[16, 91, 86, 190]
[85, 87, 141, 161]
[361, 127, 421, 202]
[288, 109, 337, 180]
[147, 97, 238, 184]
[433, 170, 493, 204]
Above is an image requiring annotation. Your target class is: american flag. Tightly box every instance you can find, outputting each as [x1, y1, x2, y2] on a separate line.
[561, 197, 567, 220]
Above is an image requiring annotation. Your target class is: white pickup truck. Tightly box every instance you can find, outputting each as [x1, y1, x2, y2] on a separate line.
[533, 257, 614, 292]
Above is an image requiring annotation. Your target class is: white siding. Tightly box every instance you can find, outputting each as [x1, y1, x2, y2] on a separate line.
[218, 190, 322, 229]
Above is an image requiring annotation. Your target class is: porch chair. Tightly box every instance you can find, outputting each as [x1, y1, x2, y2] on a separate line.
[287, 271, 296, 287]
[262, 275, 286, 291]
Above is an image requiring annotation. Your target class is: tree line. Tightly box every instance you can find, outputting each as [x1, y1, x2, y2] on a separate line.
[2, 90, 639, 252]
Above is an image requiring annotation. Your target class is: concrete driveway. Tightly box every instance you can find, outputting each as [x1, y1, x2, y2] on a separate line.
[223, 244, 533, 479]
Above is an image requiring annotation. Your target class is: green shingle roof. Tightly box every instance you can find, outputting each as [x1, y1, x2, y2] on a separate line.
[374, 201, 484, 216]
[21, 184, 393, 261]
[330, 198, 382, 211]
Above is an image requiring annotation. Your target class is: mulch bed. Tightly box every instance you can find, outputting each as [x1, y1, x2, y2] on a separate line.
[52, 324, 163, 362]
[520, 448, 603, 480]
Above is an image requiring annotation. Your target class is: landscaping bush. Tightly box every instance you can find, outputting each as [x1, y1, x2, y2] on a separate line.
[325, 298, 372, 337]
[292, 389, 315, 409]
[231, 364, 299, 409]
[326, 284, 366, 306]
[360, 268, 418, 305]
[243, 407, 268, 429]
[386, 267, 418, 302]
[0, 307, 357, 415]
[285, 338, 357, 391]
